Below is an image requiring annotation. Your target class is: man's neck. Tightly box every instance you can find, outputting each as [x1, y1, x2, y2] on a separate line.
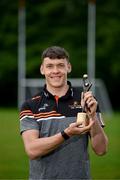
[46, 83, 69, 97]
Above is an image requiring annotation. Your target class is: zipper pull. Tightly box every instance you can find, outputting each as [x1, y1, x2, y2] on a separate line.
[54, 95, 59, 107]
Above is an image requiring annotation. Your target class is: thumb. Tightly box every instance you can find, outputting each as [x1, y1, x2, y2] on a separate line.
[81, 92, 84, 100]
[81, 92, 85, 108]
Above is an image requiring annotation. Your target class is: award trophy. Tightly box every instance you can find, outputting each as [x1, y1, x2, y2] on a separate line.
[77, 74, 92, 127]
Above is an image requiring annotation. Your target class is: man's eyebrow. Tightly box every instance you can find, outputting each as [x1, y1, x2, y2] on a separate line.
[46, 62, 65, 65]
[45, 63, 53, 66]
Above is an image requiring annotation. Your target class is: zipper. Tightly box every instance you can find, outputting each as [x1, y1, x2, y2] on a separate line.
[54, 95, 59, 108]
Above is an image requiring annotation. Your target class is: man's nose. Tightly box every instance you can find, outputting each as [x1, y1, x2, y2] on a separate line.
[53, 66, 59, 73]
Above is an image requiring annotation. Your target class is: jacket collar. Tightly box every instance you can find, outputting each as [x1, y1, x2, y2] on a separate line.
[43, 81, 74, 100]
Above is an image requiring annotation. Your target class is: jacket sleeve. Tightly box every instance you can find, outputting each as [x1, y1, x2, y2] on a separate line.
[19, 101, 39, 134]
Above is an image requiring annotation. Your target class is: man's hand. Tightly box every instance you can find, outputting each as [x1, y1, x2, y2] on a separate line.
[81, 91, 97, 117]
[64, 119, 94, 137]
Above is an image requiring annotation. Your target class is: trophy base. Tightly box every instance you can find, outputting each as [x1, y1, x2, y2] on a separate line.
[77, 112, 88, 128]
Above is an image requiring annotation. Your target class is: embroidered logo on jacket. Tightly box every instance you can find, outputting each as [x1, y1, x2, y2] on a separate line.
[69, 101, 82, 109]
[38, 103, 49, 111]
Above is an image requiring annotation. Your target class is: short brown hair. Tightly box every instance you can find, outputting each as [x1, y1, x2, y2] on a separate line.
[41, 46, 69, 62]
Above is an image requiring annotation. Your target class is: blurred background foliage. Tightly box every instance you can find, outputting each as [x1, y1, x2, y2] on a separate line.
[0, 0, 120, 110]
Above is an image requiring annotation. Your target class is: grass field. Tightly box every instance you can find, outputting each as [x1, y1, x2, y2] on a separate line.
[0, 108, 120, 179]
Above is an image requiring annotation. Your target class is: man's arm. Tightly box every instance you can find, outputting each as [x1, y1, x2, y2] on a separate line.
[89, 114, 108, 155]
[22, 120, 94, 160]
[82, 91, 108, 155]
[22, 129, 65, 160]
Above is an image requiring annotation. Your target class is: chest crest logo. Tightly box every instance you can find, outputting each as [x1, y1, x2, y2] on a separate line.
[38, 103, 49, 111]
[69, 101, 82, 109]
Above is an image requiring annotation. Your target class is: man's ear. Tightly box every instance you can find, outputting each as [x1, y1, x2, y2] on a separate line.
[67, 63, 72, 73]
[40, 64, 44, 75]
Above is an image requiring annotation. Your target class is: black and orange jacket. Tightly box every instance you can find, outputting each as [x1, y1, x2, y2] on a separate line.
[19, 81, 100, 179]
[20, 82, 85, 134]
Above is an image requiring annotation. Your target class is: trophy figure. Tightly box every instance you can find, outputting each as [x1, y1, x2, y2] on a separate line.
[77, 74, 105, 128]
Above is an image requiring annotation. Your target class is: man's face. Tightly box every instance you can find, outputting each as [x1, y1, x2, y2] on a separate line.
[40, 57, 71, 88]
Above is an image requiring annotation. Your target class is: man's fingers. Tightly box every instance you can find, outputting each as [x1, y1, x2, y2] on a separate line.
[79, 119, 94, 133]
[68, 118, 94, 136]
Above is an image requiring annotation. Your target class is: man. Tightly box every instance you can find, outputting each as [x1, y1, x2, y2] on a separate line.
[20, 46, 108, 179]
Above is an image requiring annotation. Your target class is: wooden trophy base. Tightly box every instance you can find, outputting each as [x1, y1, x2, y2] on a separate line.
[77, 112, 88, 128]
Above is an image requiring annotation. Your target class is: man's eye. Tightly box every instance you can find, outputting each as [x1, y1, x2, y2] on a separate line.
[58, 64, 65, 67]
[46, 65, 53, 68]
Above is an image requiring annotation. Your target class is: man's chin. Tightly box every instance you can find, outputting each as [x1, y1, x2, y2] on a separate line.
[50, 82, 63, 88]
[51, 84, 62, 88]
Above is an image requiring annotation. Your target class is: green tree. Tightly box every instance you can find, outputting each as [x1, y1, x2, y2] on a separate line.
[0, 0, 18, 106]
[0, 0, 120, 109]
[26, 0, 87, 78]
